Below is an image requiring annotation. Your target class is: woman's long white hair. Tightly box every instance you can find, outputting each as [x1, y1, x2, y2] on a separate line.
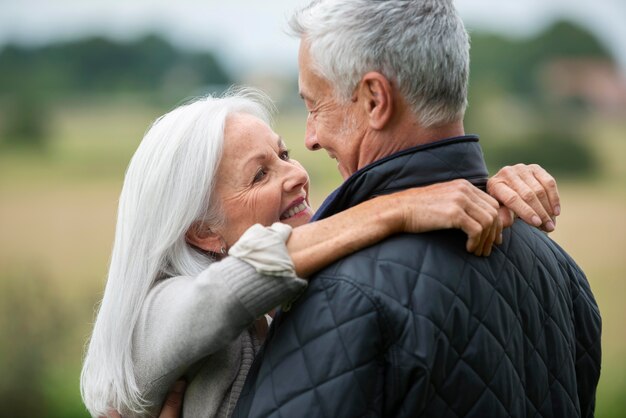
[80, 88, 274, 417]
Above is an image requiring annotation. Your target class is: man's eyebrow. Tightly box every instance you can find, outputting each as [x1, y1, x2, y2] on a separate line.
[277, 137, 286, 148]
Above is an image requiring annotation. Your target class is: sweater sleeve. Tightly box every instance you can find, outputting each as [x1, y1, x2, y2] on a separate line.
[132, 256, 307, 413]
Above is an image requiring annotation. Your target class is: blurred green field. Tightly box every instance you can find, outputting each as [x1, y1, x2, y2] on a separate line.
[0, 99, 624, 417]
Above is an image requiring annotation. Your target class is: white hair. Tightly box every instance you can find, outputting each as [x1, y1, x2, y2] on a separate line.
[80, 88, 275, 417]
[289, 0, 470, 128]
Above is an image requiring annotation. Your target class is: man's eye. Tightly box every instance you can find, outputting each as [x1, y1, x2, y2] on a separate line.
[279, 149, 291, 161]
[253, 169, 266, 184]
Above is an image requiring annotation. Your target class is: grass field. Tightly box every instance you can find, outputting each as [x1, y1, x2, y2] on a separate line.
[0, 100, 624, 417]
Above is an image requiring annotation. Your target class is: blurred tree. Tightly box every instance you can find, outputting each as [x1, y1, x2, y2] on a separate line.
[528, 20, 612, 61]
[465, 20, 612, 179]
[0, 34, 232, 101]
[484, 129, 598, 178]
[469, 20, 613, 100]
[0, 269, 74, 417]
[0, 98, 51, 151]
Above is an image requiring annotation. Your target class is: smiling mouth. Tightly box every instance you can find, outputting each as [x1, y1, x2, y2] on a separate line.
[280, 200, 310, 220]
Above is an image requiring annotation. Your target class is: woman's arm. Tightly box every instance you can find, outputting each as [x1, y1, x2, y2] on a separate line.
[288, 164, 560, 277]
[133, 257, 306, 414]
[288, 179, 500, 277]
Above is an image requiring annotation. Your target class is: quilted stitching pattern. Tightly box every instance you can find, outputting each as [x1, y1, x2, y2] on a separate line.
[234, 139, 601, 418]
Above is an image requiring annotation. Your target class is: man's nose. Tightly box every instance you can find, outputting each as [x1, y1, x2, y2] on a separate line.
[304, 115, 321, 151]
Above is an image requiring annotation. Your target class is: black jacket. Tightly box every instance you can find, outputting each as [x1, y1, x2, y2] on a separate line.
[234, 136, 601, 418]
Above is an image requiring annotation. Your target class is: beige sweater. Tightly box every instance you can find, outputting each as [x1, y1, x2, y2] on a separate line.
[131, 256, 307, 417]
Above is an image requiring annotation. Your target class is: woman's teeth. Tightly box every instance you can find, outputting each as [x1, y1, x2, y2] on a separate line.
[281, 202, 308, 220]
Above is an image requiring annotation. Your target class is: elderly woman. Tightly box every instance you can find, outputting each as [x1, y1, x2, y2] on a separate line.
[80, 89, 559, 417]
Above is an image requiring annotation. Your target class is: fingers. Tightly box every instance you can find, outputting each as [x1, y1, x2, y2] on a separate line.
[453, 185, 499, 256]
[489, 179, 551, 230]
[464, 213, 497, 257]
[517, 169, 554, 227]
[530, 164, 561, 216]
[99, 381, 187, 418]
[472, 198, 500, 257]
[497, 206, 514, 230]
[488, 164, 560, 232]
[159, 380, 186, 418]
[482, 215, 503, 257]
[414, 179, 501, 256]
[464, 217, 483, 254]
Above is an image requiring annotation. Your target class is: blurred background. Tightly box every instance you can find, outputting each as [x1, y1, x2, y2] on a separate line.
[0, 0, 624, 416]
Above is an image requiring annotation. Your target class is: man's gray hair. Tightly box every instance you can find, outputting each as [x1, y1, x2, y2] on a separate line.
[289, 0, 470, 128]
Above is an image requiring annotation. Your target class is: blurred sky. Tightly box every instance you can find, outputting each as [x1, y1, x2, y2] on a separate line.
[1, 0, 625, 78]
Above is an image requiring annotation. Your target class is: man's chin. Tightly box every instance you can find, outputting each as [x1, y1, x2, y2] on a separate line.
[338, 163, 351, 179]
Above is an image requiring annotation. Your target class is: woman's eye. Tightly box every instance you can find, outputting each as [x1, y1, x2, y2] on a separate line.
[279, 149, 291, 161]
[253, 169, 266, 184]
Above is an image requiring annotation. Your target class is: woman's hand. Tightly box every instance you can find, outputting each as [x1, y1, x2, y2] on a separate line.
[393, 179, 502, 257]
[157, 380, 186, 418]
[100, 380, 186, 418]
[487, 164, 560, 232]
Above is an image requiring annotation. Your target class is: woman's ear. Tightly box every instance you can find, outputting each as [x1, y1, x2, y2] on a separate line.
[185, 222, 224, 253]
[358, 72, 394, 130]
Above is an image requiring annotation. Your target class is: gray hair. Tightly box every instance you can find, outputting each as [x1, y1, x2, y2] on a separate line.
[80, 87, 275, 416]
[289, 0, 470, 127]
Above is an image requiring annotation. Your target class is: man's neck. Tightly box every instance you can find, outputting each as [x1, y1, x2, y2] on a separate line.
[357, 120, 465, 172]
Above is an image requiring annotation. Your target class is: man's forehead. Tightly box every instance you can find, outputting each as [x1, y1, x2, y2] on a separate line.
[298, 85, 310, 101]
[297, 71, 313, 102]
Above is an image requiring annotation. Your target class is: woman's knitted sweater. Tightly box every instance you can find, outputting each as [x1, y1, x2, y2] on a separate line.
[131, 256, 307, 417]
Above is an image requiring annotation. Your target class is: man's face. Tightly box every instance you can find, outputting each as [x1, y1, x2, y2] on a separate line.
[298, 42, 366, 179]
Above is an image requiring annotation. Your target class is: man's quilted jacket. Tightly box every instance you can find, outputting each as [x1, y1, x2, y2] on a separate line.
[234, 136, 602, 418]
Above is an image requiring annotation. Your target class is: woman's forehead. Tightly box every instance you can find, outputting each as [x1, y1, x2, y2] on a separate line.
[224, 113, 282, 152]
[220, 114, 282, 172]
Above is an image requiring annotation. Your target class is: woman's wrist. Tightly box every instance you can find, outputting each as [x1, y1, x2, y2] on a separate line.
[228, 223, 296, 277]
[375, 190, 417, 236]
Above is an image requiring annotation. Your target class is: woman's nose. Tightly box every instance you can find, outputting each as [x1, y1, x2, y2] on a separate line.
[304, 115, 321, 151]
[283, 160, 309, 192]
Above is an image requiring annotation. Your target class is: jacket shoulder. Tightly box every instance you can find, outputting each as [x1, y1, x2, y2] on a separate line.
[313, 229, 472, 292]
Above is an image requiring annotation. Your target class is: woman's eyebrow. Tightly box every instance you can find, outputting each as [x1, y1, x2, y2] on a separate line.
[243, 152, 267, 169]
[242, 138, 285, 170]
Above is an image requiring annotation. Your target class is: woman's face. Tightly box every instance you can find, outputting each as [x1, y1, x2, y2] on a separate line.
[213, 112, 314, 247]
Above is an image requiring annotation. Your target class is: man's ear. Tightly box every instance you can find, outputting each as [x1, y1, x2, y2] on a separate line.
[185, 222, 224, 253]
[357, 72, 394, 130]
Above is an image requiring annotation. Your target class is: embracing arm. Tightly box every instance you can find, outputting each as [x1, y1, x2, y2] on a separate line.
[288, 164, 561, 277]
[132, 257, 306, 414]
[288, 180, 499, 276]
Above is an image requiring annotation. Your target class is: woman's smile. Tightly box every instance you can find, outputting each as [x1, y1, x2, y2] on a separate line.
[280, 196, 311, 221]
[213, 112, 313, 246]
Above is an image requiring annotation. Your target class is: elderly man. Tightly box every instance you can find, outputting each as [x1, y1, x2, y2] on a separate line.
[232, 1, 601, 417]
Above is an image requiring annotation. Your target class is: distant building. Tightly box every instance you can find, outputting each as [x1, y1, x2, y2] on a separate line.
[539, 58, 626, 116]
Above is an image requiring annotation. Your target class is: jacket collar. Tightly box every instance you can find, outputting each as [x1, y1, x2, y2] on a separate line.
[312, 135, 488, 221]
